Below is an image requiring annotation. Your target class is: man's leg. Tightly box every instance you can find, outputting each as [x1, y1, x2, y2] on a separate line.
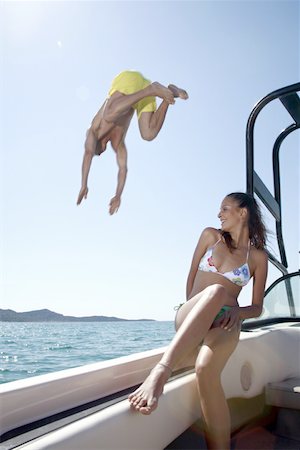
[138, 102, 170, 141]
[103, 83, 175, 124]
[138, 84, 188, 141]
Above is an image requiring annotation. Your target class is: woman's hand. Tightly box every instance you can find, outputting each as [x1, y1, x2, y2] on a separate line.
[219, 306, 241, 331]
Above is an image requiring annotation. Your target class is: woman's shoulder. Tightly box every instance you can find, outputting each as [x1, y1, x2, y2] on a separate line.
[250, 245, 268, 265]
[200, 227, 221, 244]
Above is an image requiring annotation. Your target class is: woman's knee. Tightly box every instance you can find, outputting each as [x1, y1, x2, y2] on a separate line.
[206, 284, 227, 306]
[195, 359, 218, 387]
[209, 283, 226, 296]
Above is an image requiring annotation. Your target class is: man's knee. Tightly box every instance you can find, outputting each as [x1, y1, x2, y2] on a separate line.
[140, 128, 156, 141]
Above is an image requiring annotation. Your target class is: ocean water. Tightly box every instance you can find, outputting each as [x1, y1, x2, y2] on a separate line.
[0, 321, 175, 384]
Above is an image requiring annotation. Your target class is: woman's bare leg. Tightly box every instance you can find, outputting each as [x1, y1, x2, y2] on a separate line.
[128, 284, 229, 414]
[196, 325, 240, 450]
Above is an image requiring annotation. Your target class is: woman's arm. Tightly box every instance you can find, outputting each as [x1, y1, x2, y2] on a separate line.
[220, 249, 268, 330]
[186, 227, 219, 300]
[238, 249, 268, 320]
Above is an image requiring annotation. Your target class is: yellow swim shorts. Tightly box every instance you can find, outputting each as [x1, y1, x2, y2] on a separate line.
[108, 71, 157, 119]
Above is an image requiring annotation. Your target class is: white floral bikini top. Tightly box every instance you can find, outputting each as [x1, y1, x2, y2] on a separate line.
[198, 238, 251, 287]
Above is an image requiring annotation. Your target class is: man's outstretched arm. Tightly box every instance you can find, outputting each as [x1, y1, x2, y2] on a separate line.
[109, 142, 128, 215]
[77, 150, 93, 205]
[77, 129, 96, 205]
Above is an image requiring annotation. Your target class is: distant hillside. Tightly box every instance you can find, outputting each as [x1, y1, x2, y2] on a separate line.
[0, 309, 154, 322]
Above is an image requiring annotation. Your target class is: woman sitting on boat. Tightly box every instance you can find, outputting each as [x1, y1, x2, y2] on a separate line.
[129, 192, 268, 450]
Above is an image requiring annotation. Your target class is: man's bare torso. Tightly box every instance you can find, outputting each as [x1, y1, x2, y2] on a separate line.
[91, 100, 134, 154]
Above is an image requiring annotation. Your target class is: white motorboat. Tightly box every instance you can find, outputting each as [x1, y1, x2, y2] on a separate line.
[1, 83, 299, 450]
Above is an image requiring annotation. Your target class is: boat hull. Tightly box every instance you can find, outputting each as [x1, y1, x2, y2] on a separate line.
[1, 322, 299, 449]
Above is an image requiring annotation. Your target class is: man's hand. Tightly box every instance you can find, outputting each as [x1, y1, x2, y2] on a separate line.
[109, 195, 121, 215]
[77, 186, 89, 205]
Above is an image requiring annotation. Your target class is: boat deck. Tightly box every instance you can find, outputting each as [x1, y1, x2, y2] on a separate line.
[166, 410, 300, 449]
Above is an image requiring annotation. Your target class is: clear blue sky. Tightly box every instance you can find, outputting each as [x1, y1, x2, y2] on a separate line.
[1, 1, 299, 320]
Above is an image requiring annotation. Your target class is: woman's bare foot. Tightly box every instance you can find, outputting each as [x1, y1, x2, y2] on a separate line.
[150, 82, 175, 104]
[128, 363, 172, 415]
[168, 84, 189, 100]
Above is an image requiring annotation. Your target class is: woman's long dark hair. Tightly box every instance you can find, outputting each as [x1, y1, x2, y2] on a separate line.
[221, 192, 267, 250]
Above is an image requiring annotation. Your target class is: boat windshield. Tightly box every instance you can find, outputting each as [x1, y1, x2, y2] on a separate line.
[243, 272, 300, 326]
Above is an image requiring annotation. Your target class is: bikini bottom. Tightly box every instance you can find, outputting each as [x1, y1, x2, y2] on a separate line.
[174, 304, 235, 323]
[214, 305, 232, 321]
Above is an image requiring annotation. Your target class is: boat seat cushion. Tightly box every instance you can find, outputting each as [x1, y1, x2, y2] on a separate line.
[266, 377, 300, 410]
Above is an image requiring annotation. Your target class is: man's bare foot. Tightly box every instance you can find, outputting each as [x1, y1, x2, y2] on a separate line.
[168, 84, 189, 100]
[128, 363, 172, 415]
[150, 82, 175, 104]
